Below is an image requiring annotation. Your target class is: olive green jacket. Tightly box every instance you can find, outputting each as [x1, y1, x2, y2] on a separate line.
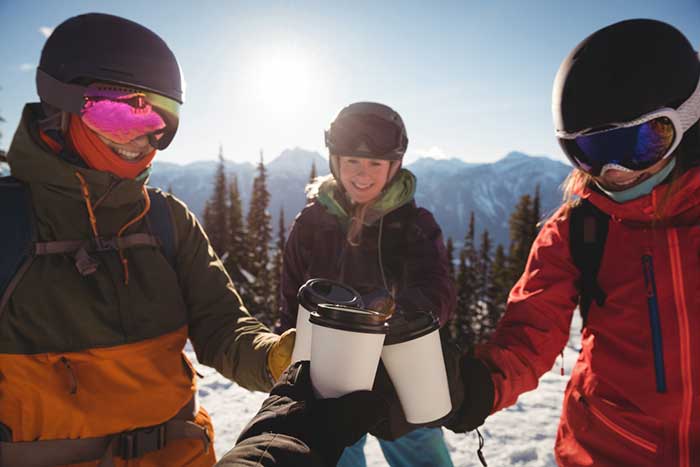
[1, 104, 277, 392]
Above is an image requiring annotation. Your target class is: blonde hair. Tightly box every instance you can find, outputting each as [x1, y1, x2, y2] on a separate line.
[304, 173, 370, 246]
[346, 202, 371, 246]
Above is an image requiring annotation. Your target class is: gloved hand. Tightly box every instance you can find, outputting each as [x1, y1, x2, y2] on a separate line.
[267, 328, 296, 381]
[230, 361, 389, 466]
[443, 353, 495, 433]
[369, 332, 465, 440]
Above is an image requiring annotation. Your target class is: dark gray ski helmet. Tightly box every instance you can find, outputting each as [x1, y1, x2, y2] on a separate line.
[325, 102, 408, 180]
[36, 13, 183, 149]
[553, 19, 700, 135]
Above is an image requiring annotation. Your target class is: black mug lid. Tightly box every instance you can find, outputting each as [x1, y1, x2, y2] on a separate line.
[384, 310, 439, 345]
[297, 278, 363, 312]
[310, 303, 388, 334]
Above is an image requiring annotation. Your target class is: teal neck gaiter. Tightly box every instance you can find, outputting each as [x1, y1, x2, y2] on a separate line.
[596, 158, 676, 203]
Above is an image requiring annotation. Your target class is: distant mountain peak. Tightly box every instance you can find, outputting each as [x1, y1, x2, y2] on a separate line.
[269, 148, 327, 173]
[501, 151, 530, 161]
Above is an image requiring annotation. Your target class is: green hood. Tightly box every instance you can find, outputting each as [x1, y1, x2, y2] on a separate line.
[316, 168, 417, 226]
[7, 104, 150, 208]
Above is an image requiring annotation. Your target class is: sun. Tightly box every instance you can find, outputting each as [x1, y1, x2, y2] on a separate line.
[252, 46, 314, 113]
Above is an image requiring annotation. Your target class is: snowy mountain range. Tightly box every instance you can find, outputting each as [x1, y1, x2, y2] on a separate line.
[148, 149, 571, 247]
[0, 149, 572, 247]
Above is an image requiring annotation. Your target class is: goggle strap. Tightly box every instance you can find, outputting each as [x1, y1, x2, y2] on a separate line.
[676, 62, 700, 132]
[36, 69, 86, 114]
[37, 110, 64, 133]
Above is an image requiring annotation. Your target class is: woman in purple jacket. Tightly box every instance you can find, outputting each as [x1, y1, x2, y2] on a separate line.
[279, 102, 456, 467]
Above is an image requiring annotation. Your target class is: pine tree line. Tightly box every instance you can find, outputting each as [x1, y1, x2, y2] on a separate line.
[202, 147, 317, 328]
[202, 147, 543, 340]
[446, 186, 542, 348]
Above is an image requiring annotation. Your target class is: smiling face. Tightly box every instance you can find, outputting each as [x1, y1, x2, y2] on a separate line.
[594, 156, 674, 191]
[95, 133, 154, 161]
[337, 156, 391, 204]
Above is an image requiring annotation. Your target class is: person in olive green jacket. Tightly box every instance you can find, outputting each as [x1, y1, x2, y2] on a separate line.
[0, 13, 294, 467]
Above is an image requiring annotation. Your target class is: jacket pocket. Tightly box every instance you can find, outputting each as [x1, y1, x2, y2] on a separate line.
[573, 389, 658, 454]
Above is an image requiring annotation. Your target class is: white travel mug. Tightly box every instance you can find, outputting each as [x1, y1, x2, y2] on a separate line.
[381, 310, 452, 423]
[290, 279, 363, 364]
[309, 303, 387, 398]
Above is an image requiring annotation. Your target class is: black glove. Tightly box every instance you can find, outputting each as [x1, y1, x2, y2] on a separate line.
[443, 354, 495, 433]
[230, 361, 388, 466]
[369, 331, 466, 440]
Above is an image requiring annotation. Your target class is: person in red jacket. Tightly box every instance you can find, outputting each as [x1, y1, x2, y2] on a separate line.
[449, 18, 700, 467]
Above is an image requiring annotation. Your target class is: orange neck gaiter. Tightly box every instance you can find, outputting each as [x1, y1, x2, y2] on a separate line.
[67, 114, 156, 179]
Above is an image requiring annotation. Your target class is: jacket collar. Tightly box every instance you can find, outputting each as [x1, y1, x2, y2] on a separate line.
[316, 169, 416, 226]
[7, 104, 149, 208]
[582, 165, 700, 225]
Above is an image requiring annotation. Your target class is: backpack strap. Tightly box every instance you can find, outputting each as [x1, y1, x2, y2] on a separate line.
[568, 198, 609, 328]
[146, 187, 177, 269]
[30, 188, 178, 275]
[0, 396, 209, 467]
[0, 177, 35, 316]
[0, 183, 178, 317]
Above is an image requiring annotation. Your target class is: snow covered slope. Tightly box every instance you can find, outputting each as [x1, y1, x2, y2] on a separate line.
[187, 313, 582, 466]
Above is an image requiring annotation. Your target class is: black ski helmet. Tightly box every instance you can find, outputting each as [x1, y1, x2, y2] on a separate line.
[35, 13, 183, 149]
[325, 101, 408, 180]
[553, 19, 700, 135]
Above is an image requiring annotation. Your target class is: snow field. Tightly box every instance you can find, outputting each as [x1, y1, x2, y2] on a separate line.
[187, 314, 582, 466]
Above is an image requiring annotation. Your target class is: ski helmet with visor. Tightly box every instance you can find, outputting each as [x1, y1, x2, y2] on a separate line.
[325, 102, 408, 181]
[36, 13, 183, 150]
[553, 19, 700, 177]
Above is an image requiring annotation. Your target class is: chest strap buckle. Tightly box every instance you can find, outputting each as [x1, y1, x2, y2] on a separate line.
[117, 424, 166, 460]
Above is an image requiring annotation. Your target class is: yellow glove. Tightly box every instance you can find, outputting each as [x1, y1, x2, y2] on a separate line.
[267, 328, 296, 382]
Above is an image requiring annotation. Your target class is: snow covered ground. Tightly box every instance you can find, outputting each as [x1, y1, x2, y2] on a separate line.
[186, 314, 582, 466]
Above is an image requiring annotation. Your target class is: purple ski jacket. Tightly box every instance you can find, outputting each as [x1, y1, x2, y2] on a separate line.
[279, 197, 455, 331]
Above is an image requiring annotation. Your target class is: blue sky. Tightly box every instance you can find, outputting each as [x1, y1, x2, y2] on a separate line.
[1, 0, 699, 165]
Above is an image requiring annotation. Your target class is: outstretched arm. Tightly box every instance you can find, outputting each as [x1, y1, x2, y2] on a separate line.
[216, 362, 388, 467]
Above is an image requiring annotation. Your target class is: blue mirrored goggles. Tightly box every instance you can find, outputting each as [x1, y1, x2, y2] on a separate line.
[558, 117, 677, 176]
[557, 73, 700, 177]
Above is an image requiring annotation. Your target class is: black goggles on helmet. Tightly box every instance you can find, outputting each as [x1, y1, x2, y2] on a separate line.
[557, 71, 700, 177]
[36, 69, 180, 150]
[325, 113, 407, 160]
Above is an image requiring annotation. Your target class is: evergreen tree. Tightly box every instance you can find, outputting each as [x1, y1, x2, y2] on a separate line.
[488, 243, 510, 332]
[445, 237, 455, 279]
[444, 235, 458, 344]
[202, 200, 214, 239]
[0, 88, 6, 163]
[477, 229, 498, 342]
[224, 175, 248, 272]
[453, 212, 479, 347]
[507, 193, 533, 287]
[270, 207, 286, 328]
[529, 184, 542, 247]
[309, 161, 317, 184]
[245, 151, 274, 325]
[203, 145, 228, 256]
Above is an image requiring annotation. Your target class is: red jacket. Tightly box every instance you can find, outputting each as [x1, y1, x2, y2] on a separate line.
[477, 167, 700, 467]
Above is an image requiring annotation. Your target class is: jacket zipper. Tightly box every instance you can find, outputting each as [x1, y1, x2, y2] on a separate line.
[666, 229, 693, 467]
[577, 392, 657, 454]
[641, 255, 667, 393]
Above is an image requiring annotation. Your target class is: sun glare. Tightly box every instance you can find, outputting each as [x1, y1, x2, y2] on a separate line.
[252, 47, 315, 114]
